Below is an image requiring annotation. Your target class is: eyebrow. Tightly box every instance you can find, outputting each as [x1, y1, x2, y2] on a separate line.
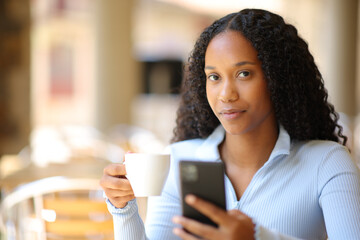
[204, 61, 256, 70]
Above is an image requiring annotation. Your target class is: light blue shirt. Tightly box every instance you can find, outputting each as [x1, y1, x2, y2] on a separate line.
[106, 125, 360, 239]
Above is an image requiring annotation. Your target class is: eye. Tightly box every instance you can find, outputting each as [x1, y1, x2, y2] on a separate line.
[238, 71, 250, 78]
[207, 74, 220, 81]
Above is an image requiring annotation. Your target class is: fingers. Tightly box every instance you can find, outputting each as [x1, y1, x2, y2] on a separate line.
[173, 216, 218, 240]
[185, 195, 229, 225]
[100, 163, 135, 208]
[173, 196, 256, 240]
[108, 194, 135, 208]
[103, 163, 127, 177]
[100, 174, 132, 190]
[172, 227, 201, 240]
[100, 175, 135, 208]
[103, 188, 134, 198]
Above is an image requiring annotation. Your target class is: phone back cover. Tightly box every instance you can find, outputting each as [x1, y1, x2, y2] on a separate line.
[179, 161, 226, 227]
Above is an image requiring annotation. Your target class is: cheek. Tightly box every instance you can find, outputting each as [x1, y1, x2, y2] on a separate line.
[245, 81, 272, 111]
[256, 88, 273, 111]
[206, 85, 216, 109]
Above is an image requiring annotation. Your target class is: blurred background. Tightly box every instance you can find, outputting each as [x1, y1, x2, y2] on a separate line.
[0, 0, 359, 239]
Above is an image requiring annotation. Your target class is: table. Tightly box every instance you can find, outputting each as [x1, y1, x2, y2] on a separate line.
[0, 158, 110, 194]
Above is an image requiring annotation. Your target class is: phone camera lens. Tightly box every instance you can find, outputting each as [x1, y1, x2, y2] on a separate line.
[181, 164, 198, 182]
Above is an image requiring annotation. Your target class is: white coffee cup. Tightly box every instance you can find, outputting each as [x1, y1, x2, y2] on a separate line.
[125, 153, 170, 197]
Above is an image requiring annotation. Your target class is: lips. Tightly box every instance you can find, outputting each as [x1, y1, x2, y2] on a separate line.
[219, 109, 246, 120]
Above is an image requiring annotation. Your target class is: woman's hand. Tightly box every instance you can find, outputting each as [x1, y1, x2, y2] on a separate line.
[99, 163, 135, 208]
[172, 195, 255, 240]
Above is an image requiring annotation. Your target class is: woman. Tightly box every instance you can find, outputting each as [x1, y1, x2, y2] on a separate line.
[100, 9, 360, 239]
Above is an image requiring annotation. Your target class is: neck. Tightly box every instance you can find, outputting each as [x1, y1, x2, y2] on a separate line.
[220, 122, 279, 170]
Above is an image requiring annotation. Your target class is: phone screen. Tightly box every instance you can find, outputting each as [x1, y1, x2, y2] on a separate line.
[179, 160, 226, 227]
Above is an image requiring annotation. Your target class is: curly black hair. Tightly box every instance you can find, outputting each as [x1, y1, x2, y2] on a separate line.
[172, 9, 347, 146]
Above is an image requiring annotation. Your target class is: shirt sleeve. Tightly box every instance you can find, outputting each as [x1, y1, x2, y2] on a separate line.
[318, 145, 360, 239]
[106, 198, 147, 240]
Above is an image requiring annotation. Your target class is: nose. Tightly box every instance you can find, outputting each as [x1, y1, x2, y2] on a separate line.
[217, 79, 239, 102]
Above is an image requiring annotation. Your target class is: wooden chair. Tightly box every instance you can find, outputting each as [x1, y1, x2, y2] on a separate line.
[1, 177, 113, 240]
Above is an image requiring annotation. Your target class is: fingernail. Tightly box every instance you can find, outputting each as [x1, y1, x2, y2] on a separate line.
[186, 194, 196, 204]
[173, 228, 181, 235]
[172, 216, 180, 223]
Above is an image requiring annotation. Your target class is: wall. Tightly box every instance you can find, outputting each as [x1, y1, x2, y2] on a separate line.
[94, 0, 140, 132]
[0, 0, 30, 155]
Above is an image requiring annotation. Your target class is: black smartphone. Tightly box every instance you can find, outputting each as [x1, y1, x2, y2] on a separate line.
[179, 160, 226, 228]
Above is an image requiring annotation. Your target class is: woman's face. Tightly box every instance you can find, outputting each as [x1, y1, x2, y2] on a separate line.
[205, 30, 275, 135]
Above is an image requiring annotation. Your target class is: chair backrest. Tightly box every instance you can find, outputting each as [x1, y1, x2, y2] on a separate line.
[1, 176, 113, 240]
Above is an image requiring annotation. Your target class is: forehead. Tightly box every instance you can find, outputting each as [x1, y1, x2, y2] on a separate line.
[205, 31, 258, 63]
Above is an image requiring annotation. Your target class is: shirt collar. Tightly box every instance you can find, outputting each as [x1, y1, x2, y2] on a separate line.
[268, 125, 291, 161]
[195, 125, 224, 161]
[195, 125, 290, 161]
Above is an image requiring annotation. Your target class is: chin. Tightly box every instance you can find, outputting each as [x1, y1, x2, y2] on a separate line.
[222, 124, 248, 136]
